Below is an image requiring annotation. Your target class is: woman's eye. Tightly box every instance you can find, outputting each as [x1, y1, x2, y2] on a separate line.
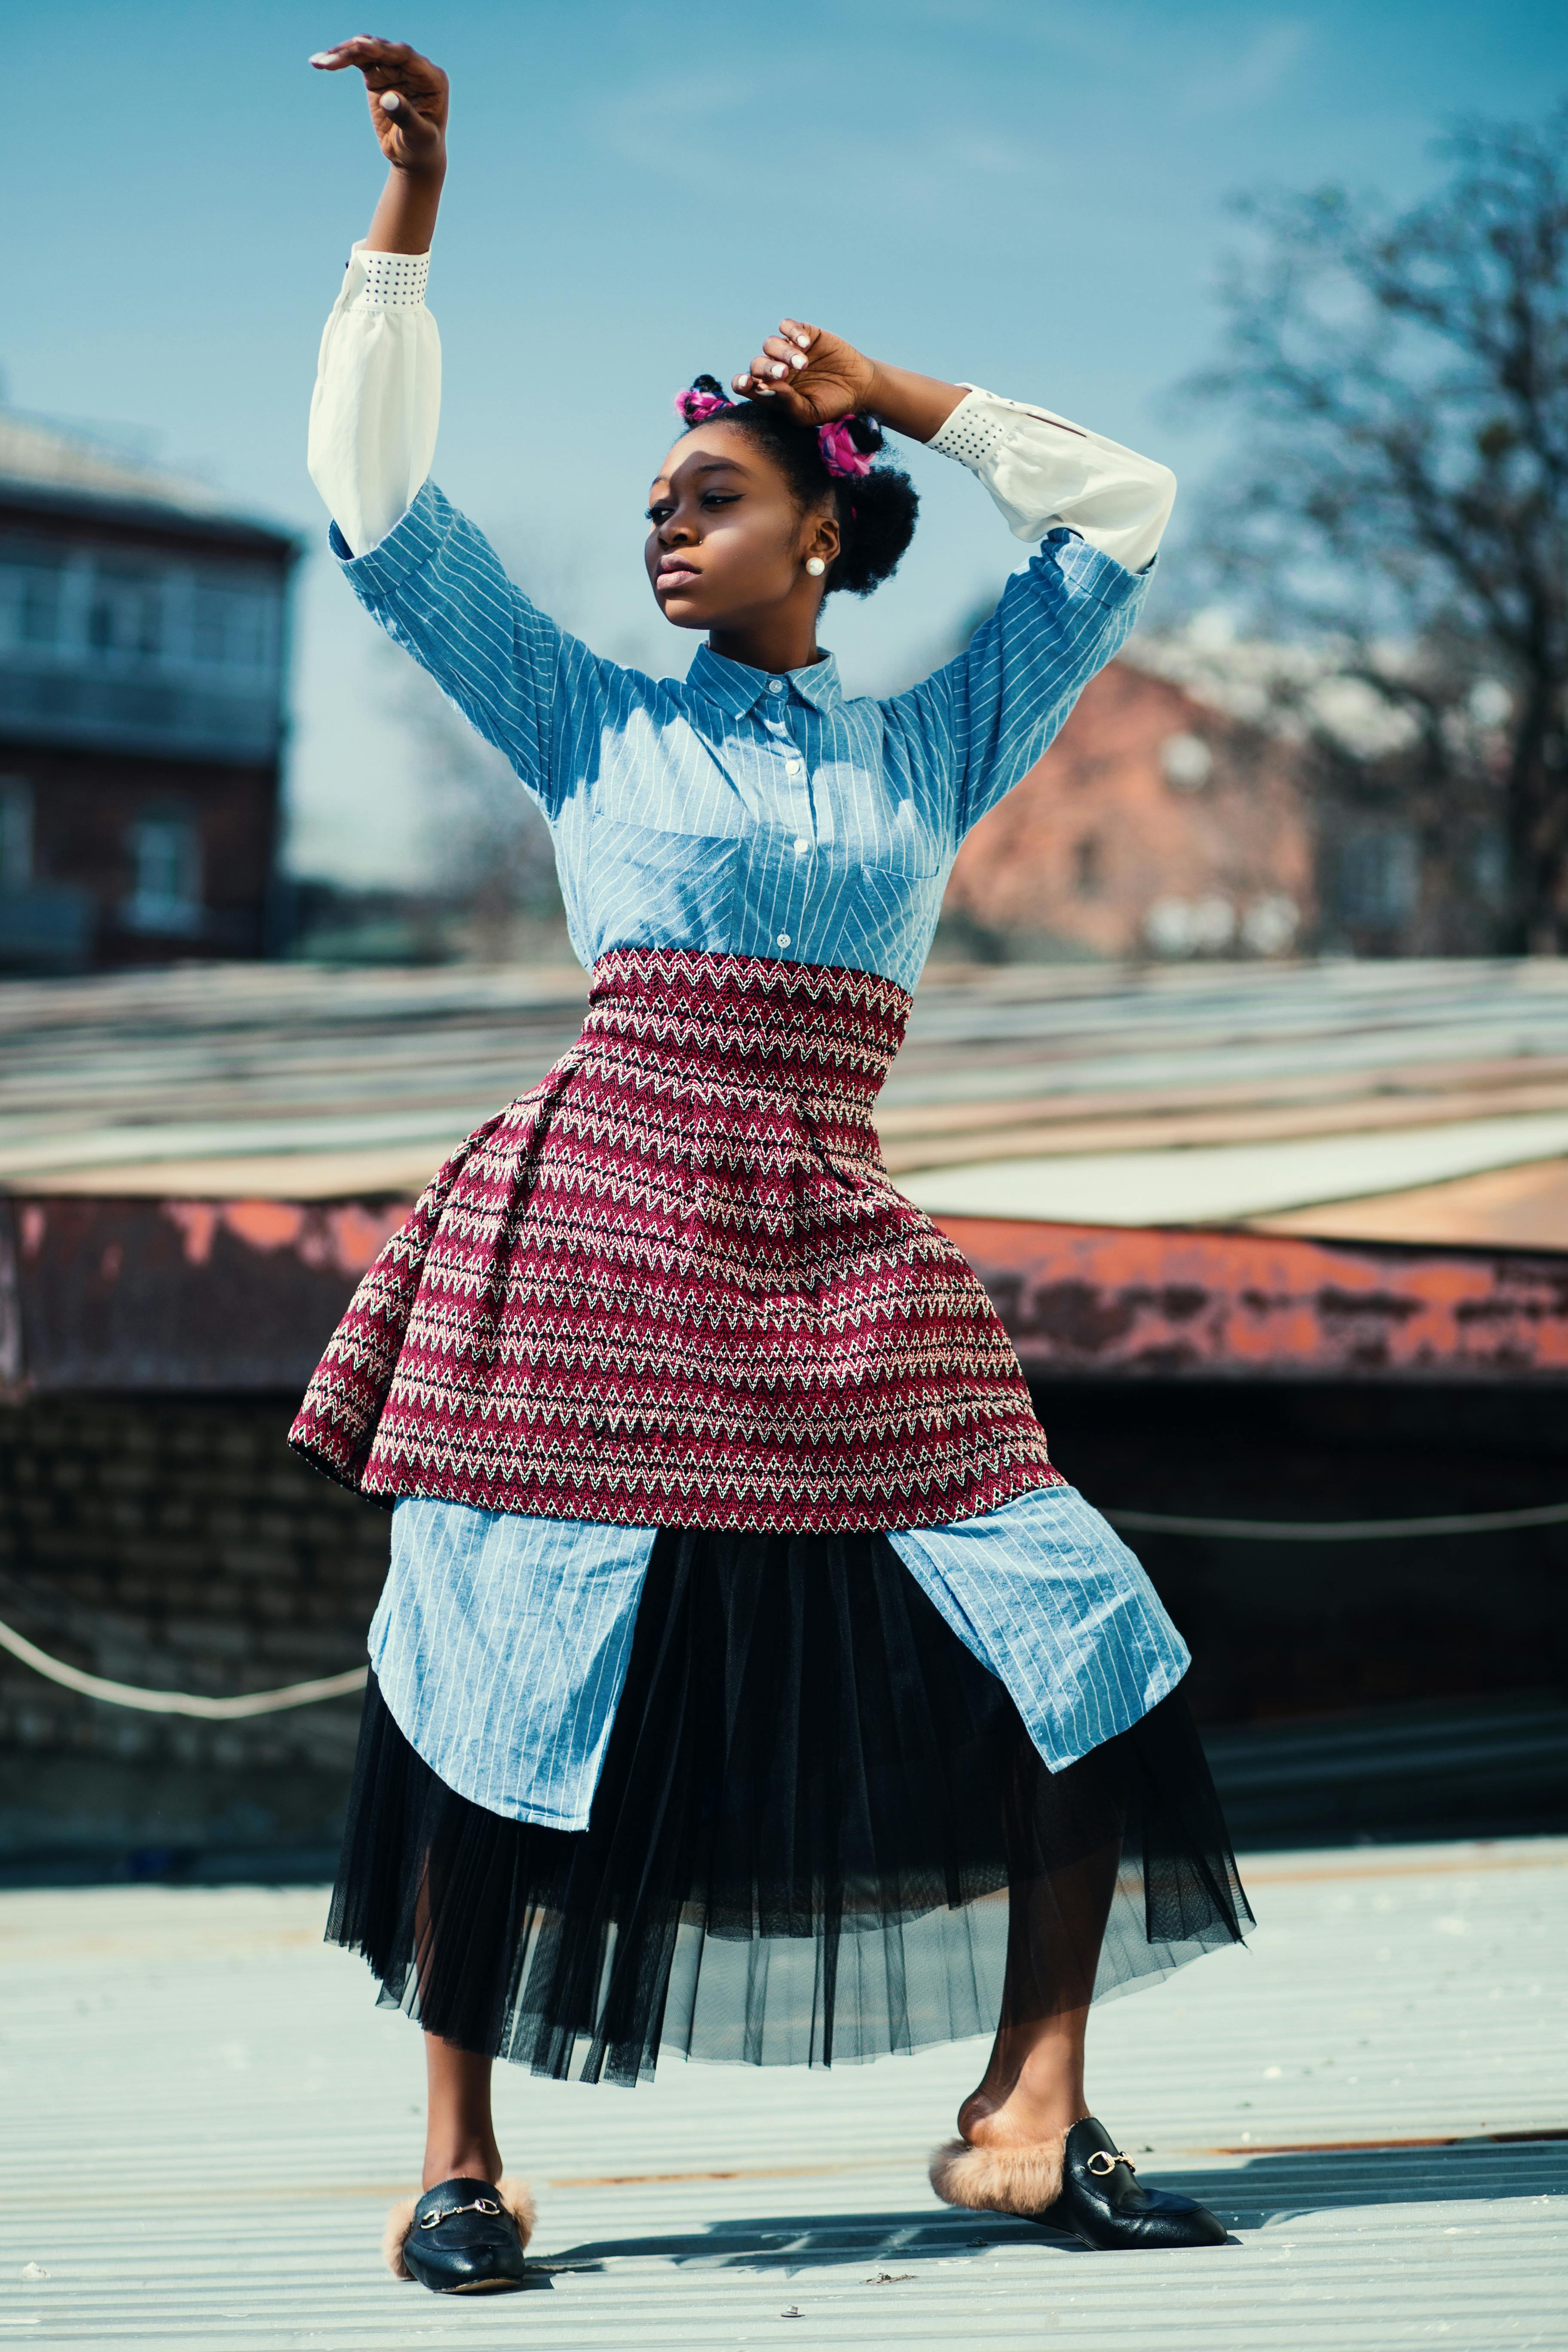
[646, 505, 672, 523]
[701, 493, 738, 510]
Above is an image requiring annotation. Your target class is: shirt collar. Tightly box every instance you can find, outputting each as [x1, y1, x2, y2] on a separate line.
[687, 643, 843, 718]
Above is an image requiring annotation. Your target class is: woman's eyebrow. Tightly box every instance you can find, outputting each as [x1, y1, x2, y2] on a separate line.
[649, 455, 754, 495]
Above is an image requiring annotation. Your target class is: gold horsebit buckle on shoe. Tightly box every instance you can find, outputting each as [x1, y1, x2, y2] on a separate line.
[420, 2197, 503, 2228]
[1086, 2150, 1136, 2178]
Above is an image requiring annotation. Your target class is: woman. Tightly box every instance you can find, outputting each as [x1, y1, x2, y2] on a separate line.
[297, 35, 1252, 2294]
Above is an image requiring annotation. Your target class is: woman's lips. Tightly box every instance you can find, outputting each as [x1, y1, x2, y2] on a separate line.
[656, 561, 701, 593]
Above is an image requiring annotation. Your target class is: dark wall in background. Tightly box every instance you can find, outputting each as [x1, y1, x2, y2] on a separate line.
[0, 1380, 1563, 1877]
[1031, 1379, 1568, 1730]
[0, 1395, 386, 1876]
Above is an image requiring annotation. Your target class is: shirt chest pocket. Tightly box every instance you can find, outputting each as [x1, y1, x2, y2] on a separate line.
[812, 832, 948, 956]
[588, 816, 742, 950]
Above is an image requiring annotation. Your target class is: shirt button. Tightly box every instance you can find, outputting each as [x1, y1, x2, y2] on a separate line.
[785, 757, 803, 775]
[793, 836, 809, 854]
[776, 931, 791, 949]
[767, 678, 784, 695]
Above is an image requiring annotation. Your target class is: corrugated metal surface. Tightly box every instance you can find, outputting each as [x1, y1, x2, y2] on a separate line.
[3, 1837, 1564, 2347]
[5, 955, 1568, 1205]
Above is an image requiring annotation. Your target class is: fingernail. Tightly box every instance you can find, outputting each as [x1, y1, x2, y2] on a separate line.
[754, 385, 776, 397]
[309, 49, 338, 62]
[790, 352, 805, 367]
[771, 362, 786, 379]
[796, 334, 810, 348]
[380, 90, 400, 108]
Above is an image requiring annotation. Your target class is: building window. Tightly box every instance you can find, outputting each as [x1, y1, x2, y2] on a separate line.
[1338, 828, 1419, 930]
[87, 566, 163, 660]
[1072, 834, 1104, 897]
[0, 554, 64, 649]
[193, 584, 273, 669]
[0, 778, 33, 889]
[123, 809, 203, 935]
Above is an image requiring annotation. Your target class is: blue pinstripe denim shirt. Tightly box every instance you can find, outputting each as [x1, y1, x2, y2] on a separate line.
[337, 482, 1190, 1830]
[331, 483, 1149, 990]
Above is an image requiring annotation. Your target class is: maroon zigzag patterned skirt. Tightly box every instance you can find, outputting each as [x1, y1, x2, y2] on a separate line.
[288, 946, 1060, 1531]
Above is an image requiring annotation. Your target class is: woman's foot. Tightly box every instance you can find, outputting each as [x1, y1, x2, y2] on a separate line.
[929, 2117, 1228, 2251]
[1041, 2119, 1228, 2250]
[385, 2176, 536, 2294]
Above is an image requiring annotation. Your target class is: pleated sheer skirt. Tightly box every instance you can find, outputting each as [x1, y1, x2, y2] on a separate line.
[328, 1529, 1253, 2086]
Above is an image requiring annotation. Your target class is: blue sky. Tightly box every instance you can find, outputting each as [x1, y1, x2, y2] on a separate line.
[9, 1, 1568, 883]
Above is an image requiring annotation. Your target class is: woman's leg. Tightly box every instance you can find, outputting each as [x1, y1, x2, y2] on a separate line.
[423, 2031, 504, 2189]
[957, 1833, 1121, 2148]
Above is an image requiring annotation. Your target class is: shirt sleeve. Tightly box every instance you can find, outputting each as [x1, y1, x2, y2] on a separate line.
[329, 479, 607, 823]
[886, 534, 1152, 842]
[307, 241, 441, 556]
[929, 387, 1176, 576]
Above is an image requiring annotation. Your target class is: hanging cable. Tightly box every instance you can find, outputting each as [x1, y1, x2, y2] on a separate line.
[0, 1614, 366, 1717]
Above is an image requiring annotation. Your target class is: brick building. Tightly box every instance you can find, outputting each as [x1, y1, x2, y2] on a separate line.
[0, 409, 298, 971]
[944, 646, 1313, 961]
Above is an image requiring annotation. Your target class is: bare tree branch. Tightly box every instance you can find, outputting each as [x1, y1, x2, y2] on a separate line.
[1184, 104, 1568, 949]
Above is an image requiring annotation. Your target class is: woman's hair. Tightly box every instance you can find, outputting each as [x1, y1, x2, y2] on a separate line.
[674, 376, 918, 597]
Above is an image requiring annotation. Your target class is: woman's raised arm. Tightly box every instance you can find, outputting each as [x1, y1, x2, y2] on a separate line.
[306, 37, 448, 555]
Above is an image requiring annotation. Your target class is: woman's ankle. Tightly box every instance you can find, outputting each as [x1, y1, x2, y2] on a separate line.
[959, 2029, 1090, 2148]
[421, 2139, 503, 2190]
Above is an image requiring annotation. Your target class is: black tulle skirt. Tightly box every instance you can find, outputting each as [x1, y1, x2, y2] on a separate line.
[328, 1528, 1253, 2086]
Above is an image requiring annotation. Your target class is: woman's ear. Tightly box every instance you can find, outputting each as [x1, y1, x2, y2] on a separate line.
[808, 511, 841, 570]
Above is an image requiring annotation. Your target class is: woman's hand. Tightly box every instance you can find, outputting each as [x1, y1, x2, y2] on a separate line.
[310, 36, 449, 177]
[730, 322, 966, 444]
[731, 322, 877, 426]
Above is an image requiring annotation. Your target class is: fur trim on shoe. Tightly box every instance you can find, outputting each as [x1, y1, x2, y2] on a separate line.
[496, 2177, 537, 2253]
[383, 2177, 537, 2281]
[383, 2196, 419, 2282]
[928, 2135, 1066, 2220]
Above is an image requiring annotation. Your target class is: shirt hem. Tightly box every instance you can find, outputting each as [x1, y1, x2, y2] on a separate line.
[366, 1654, 599, 1833]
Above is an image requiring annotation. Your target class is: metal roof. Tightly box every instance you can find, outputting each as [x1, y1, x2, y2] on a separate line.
[2, 1834, 1563, 2348]
[0, 407, 298, 553]
[3, 956, 1568, 1234]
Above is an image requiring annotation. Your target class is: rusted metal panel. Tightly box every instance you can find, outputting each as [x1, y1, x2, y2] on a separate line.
[4, 1194, 1568, 1393]
[937, 1215, 1568, 1382]
[4, 1194, 408, 1391]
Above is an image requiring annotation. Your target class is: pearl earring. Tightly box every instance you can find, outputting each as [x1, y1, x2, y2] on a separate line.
[805, 556, 826, 577]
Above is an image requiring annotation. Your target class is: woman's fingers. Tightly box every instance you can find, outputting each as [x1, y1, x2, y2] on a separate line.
[310, 36, 447, 109]
[309, 34, 409, 70]
[377, 86, 441, 155]
[722, 321, 819, 402]
[744, 339, 807, 388]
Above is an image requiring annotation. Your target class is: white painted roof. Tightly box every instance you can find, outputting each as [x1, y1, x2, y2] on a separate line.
[899, 1109, 1568, 1225]
[0, 407, 224, 514]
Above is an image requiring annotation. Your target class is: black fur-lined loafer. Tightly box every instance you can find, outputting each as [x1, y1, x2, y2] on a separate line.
[384, 2175, 536, 2293]
[931, 2117, 1227, 2251]
[1041, 2119, 1227, 2250]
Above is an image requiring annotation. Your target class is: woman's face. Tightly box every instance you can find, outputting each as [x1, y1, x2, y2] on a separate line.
[644, 421, 838, 635]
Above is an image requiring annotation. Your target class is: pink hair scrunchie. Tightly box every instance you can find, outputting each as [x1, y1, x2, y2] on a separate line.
[816, 418, 876, 478]
[672, 385, 878, 481]
[675, 387, 735, 426]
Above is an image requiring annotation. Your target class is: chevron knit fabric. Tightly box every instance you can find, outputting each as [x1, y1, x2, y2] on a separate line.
[289, 946, 1061, 1531]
